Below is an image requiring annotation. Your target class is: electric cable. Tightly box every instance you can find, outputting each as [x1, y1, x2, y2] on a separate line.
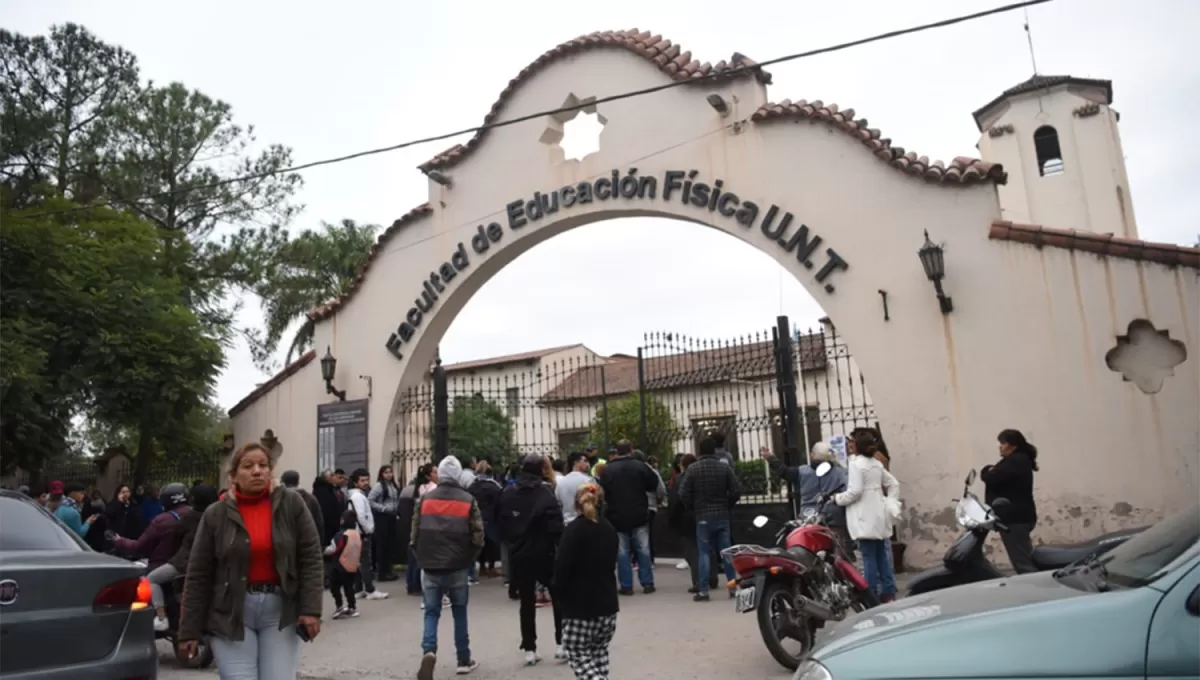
[22, 0, 1052, 218]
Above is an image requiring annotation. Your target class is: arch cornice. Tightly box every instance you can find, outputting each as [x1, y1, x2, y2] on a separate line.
[752, 100, 1008, 185]
[418, 28, 772, 173]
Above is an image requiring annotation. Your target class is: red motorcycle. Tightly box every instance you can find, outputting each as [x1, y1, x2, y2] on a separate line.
[723, 491, 876, 671]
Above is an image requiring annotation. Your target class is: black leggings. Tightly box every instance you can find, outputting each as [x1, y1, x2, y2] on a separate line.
[331, 568, 356, 610]
[511, 558, 561, 652]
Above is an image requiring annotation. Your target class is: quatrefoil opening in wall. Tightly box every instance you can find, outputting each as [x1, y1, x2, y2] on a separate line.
[539, 94, 607, 163]
[1104, 319, 1188, 395]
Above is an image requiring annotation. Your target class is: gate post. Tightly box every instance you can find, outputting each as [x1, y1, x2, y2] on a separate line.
[433, 351, 449, 464]
[774, 316, 802, 469]
[636, 348, 648, 450]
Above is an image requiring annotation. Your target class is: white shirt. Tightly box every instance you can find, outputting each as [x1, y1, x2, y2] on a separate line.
[348, 487, 374, 535]
[834, 455, 900, 540]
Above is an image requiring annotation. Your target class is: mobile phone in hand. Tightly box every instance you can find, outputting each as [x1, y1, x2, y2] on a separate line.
[296, 625, 311, 643]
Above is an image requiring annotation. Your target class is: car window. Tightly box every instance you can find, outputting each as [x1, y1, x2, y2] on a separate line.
[0, 494, 85, 552]
[1102, 507, 1200, 588]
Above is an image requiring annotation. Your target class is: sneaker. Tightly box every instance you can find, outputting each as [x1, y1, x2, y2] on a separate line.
[456, 659, 479, 675]
[675, 561, 689, 570]
[343, 608, 360, 618]
[420, 600, 425, 610]
[442, 595, 451, 609]
[693, 592, 711, 602]
[535, 599, 550, 609]
[618, 588, 634, 596]
[365, 590, 389, 600]
[331, 606, 347, 620]
[468, 579, 479, 586]
[728, 586, 737, 599]
[523, 651, 540, 666]
[554, 646, 567, 663]
[643, 585, 656, 594]
[417, 652, 437, 680]
[153, 615, 169, 632]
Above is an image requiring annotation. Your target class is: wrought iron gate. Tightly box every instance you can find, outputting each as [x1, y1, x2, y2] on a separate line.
[399, 317, 877, 502]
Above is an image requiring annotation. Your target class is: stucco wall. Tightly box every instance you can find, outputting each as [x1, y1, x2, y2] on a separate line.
[230, 361, 325, 485]
[233, 40, 1199, 568]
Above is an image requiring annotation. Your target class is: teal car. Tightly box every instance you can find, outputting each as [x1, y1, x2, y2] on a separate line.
[795, 507, 1200, 680]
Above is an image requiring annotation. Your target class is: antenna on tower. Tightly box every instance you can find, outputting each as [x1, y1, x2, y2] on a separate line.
[1023, 7, 1040, 75]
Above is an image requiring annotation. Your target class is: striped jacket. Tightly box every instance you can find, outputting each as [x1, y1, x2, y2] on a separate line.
[411, 480, 484, 572]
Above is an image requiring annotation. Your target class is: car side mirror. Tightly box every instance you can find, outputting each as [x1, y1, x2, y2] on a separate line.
[815, 462, 832, 478]
[752, 515, 769, 528]
[1187, 586, 1200, 617]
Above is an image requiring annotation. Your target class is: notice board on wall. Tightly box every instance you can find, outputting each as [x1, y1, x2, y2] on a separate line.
[317, 399, 369, 476]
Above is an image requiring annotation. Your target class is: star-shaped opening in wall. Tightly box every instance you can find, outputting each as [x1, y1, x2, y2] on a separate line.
[1104, 319, 1188, 395]
[539, 93, 607, 163]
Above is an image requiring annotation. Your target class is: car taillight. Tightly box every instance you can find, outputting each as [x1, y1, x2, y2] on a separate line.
[94, 577, 153, 611]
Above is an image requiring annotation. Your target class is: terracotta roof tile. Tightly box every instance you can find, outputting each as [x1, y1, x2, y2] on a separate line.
[307, 203, 433, 323]
[752, 100, 1007, 185]
[541, 336, 827, 403]
[988, 221, 1200, 269]
[972, 74, 1113, 131]
[228, 350, 317, 418]
[442, 344, 586, 373]
[419, 29, 771, 173]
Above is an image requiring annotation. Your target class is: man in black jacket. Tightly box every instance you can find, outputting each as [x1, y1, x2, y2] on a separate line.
[498, 455, 565, 665]
[311, 469, 345, 545]
[282, 470, 324, 541]
[680, 437, 742, 601]
[597, 440, 660, 595]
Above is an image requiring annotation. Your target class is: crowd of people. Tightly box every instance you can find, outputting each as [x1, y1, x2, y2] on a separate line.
[13, 424, 1041, 680]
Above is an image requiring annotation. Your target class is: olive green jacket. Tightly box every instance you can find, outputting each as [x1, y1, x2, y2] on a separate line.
[179, 486, 323, 642]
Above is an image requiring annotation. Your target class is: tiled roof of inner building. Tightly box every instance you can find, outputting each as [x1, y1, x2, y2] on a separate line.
[988, 221, 1200, 269]
[418, 28, 772, 173]
[972, 74, 1113, 130]
[540, 336, 828, 403]
[228, 350, 317, 418]
[752, 100, 1007, 185]
[307, 203, 433, 322]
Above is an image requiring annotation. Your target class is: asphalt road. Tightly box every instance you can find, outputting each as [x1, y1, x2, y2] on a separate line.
[158, 562, 917, 680]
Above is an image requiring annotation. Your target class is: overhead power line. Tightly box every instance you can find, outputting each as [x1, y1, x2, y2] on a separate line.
[25, 0, 1053, 218]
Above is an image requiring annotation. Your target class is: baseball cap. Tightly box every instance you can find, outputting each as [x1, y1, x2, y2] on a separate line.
[48, 480, 64, 496]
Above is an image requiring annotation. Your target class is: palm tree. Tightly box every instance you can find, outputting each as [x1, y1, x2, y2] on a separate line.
[250, 219, 378, 370]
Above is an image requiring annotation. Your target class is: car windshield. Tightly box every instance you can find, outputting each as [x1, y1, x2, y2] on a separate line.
[0, 494, 86, 552]
[1099, 507, 1200, 588]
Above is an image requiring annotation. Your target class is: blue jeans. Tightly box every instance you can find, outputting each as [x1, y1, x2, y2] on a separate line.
[616, 524, 653, 590]
[406, 546, 422, 594]
[209, 592, 300, 680]
[421, 569, 471, 665]
[859, 539, 896, 597]
[696, 518, 736, 595]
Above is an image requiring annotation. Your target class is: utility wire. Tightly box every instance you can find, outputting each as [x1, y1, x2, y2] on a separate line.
[25, 0, 1053, 219]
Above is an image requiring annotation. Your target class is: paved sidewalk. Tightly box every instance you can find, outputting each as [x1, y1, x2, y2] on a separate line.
[158, 562, 920, 680]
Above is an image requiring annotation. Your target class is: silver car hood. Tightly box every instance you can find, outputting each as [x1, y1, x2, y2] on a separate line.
[818, 572, 1087, 654]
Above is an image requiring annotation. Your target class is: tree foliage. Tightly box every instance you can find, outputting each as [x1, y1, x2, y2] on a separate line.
[0, 23, 298, 479]
[587, 393, 678, 462]
[0, 199, 221, 474]
[447, 395, 516, 468]
[248, 219, 379, 371]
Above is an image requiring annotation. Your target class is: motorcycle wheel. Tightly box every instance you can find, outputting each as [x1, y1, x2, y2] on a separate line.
[756, 581, 814, 672]
[175, 638, 214, 669]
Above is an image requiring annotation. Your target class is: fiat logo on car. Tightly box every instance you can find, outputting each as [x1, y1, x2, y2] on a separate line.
[0, 580, 18, 606]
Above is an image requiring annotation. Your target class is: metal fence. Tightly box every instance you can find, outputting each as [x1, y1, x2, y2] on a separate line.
[390, 320, 877, 504]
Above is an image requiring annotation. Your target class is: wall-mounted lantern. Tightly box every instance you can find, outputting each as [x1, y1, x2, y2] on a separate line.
[918, 230, 954, 314]
[320, 346, 347, 401]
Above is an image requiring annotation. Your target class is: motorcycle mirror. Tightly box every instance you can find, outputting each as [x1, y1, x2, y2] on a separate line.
[814, 462, 832, 477]
[965, 469, 977, 487]
[752, 515, 769, 528]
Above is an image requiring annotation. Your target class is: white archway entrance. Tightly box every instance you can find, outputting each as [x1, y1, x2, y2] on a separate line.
[231, 30, 1200, 567]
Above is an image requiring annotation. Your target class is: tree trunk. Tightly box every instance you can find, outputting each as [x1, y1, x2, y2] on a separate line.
[133, 426, 155, 488]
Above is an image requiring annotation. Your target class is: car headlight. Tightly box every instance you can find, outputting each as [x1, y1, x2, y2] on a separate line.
[794, 660, 833, 680]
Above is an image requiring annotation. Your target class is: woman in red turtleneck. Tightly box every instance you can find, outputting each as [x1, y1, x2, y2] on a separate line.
[180, 443, 324, 679]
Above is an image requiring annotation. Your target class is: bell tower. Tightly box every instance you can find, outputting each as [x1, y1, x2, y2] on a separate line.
[975, 75, 1138, 239]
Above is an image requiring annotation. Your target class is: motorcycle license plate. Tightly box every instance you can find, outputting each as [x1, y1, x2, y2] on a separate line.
[735, 586, 756, 613]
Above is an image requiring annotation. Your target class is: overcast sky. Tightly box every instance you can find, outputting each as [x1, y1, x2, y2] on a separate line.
[6, 0, 1198, 411]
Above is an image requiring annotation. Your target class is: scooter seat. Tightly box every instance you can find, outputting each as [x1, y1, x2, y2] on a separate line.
[1030, 526, 1148, 570]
